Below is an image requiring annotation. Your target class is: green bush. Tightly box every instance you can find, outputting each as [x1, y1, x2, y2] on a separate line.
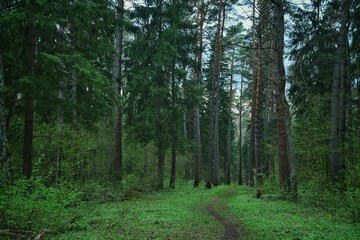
[121, 174, 140, 198]
[0, 178, 82, 238]
[80, 181, 123, 202]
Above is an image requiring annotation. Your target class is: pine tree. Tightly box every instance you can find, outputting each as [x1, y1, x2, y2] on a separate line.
[330, 0, 351, 184]
[272, 0, 297, 193]
[112, 0, 125, 181]
[0, 0, 9, 182]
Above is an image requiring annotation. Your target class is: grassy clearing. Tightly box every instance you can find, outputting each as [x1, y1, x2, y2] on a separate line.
[227, 186, 360, 240]
[48, 183, 360, 240]
[51, 182, 225, 240]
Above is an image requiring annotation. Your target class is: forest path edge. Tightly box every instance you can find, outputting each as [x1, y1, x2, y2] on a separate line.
[206, 187, 248, 240]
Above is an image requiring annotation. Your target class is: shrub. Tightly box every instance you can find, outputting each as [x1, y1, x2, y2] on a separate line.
[0, 178, 82, 238]
[80, 181, 123, 202]
[121, 174, 139, 198]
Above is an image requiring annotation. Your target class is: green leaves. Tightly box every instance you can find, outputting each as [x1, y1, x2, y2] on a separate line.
[0, 177, 82, 237]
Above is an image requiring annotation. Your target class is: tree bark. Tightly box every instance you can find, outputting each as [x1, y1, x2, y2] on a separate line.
[238, 76, 243, 185]
[170, 62, 177, 189]
[56, 79, 64, 184]
[226, 48, 235, 185]
[254, 0, 263, 185]
[22, 13, 36, 179]
[184, 112, 191, 180]
[194, 0, 205, 188]
[0, 0, 10, 181]
[156, 0, 165, 190]
[211, 0, 226, 187]
[330, 0, 351, 183]
[144, 144, 148, 175]
[269, 38, 276, 177]
[248, 0, 256, 186]
[206, 107, 213, 189]
[170, 135, 176, 188]
[272, 0, 297, 192]
[112, 0, 124, 181]
[71, 68, 78, 125]
[157, 141, 165, 190]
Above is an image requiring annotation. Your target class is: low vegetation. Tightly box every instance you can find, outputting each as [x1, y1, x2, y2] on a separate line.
[2, 181, 359, 239]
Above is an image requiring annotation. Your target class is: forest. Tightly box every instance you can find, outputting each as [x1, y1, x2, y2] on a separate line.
[0, 0, 360, 239]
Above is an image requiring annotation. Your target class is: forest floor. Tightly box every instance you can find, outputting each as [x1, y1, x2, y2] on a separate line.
[206, 188, 247, 240]
[50, 183, 360, 240]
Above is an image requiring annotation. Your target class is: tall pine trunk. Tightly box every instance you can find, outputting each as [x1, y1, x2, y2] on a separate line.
[238, 76, 243, 185]
[226, 48, 235, 185]
[56, 80, 64, 183]
[170, 62, 177, 189]
[157, 139, 166, 190]
[330, 0, 351, 184]
[194, 0, 205, 188]
[211, 0, 226, 187]
[254, 0, 263, 185]
[71, 68, 78, 124]
[248, 0, 256, 186]
[273, 0, 297, 192]
[22, 13, 36, 179]
[206, 108, 214, 189]
[156, 0, 165, 190]
[112, 0, 124, 181]
[269, 38, 276, 177]
[0, 0, 10, 181]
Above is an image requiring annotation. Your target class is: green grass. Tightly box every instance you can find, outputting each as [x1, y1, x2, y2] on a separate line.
[51, 183, 225, 240]
[49, 183, 360, 240]
[227, 186, 360, 240]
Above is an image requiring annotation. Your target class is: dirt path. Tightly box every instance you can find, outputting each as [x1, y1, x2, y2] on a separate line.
[207, 188, 246, 240]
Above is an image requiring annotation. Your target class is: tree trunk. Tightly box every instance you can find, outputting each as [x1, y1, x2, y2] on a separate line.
[71, 68, 78, 125]
[248, 0, 256, 186]
[22, 14, 36, 179]
[206, 107, 213, 189]
[156, 0, 165, 190]
[273, 0, 297, 193]
[226, 119, 231, 185]
[330, 0, 351, 184]
[0, 2, 10, 181]
[144, 144, 148, 175]
[238, 76, 243, 185]
[184, 112, 191, 180]
[211, 0, 225, 187]
[286, 104, 297, 194]
[170, 62, 177, 189]
[170, 137, 176, 188]
[345, 53, 353, 166]
[112, 0, 124, 181]
[269, 38, 276, 177]
[254, 0, 263, 185]
[226, 48, 235, 185]
[157, 141, 165, 190]
[56, 81, 64, 184]
[194, 0, 205, 188]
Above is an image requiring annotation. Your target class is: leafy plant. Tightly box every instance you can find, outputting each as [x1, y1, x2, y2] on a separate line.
[0, 178, 82, 238]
